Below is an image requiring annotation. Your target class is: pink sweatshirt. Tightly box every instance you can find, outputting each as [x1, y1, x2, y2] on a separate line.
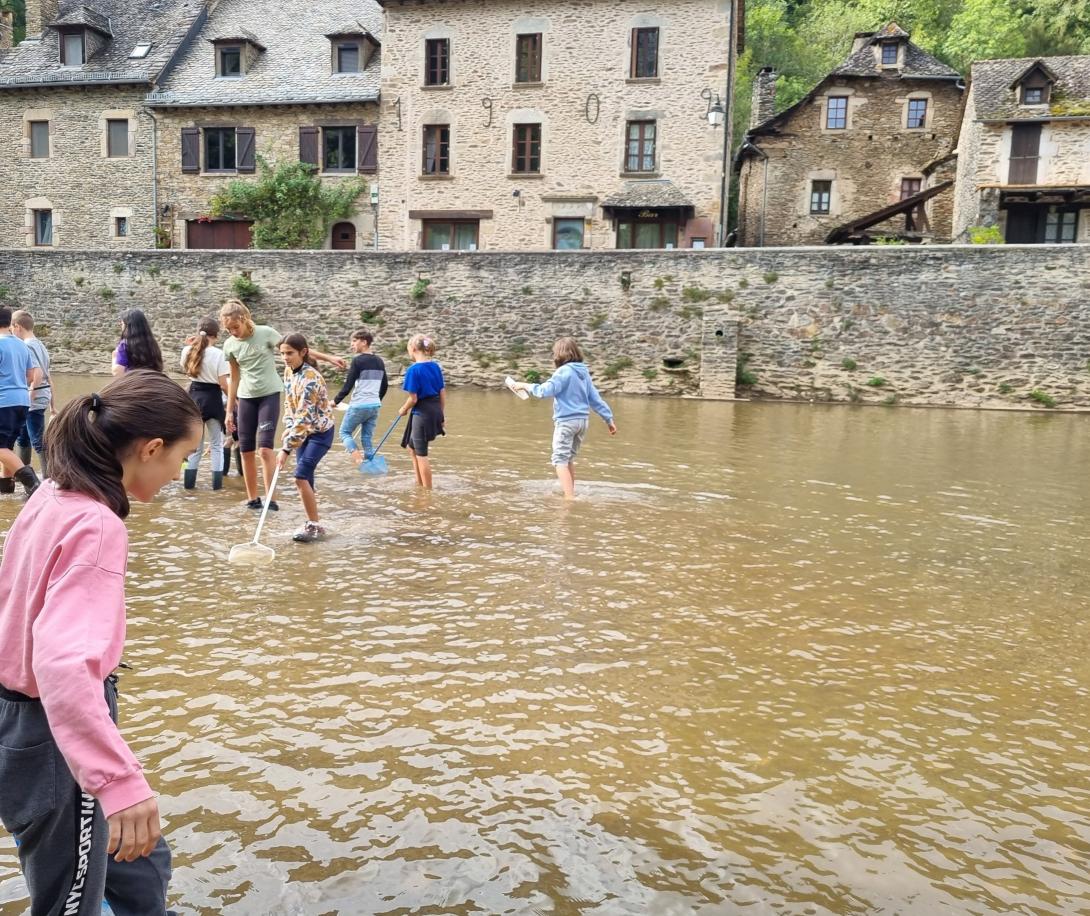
[0, 481, 152, 818]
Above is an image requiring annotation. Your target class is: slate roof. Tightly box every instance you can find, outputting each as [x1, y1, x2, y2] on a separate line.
[148, 0, 382, 107]
[833, 32, 959, 80]
[602, 180, 694, 210]
[969, 55, 1090, 121]
[0, 0, 206, 88]
[51, 6, 113, 36]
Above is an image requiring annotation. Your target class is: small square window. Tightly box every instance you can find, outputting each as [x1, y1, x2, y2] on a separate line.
[881, 42, 898, 65]
[29, 121, 49, 159]
[907, 98, 928, 129]
[1023, 87, 1044, 104]
[826, 97, 848, 130]
[323, 126, 357, 172]
[129, 42, 152, 59]
[107, 119, 129, 158]
[115, 216, 129, 238]
[810, 180, 832, 214]
[336, 43, 360, 74]
[219, 46, 242, 77]
[62, 32, 85, 66]
[34, 210, 53, 246]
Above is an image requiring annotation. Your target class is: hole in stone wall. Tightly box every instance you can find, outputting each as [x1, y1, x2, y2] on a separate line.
[715, 329, 724, 338]
[662, 356, 684, 369]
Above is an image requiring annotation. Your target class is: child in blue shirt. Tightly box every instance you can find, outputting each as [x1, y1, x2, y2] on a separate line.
[398, 335, 445, 489]
[511, 337, 616, 500]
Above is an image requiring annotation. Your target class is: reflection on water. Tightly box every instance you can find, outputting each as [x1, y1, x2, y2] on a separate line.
[1, 376, 1088, 915]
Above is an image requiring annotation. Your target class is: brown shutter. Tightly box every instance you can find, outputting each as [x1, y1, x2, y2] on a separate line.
[236, 127, 256, 173]
[181, 127, 200, 173]
[299, 126, 320, 167]
[358, 124, 377, 174]
[1008, 123, 1041, 185]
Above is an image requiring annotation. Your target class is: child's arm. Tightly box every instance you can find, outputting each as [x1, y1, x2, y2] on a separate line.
[587, 381, 617, 434]
[333, 355, 362, 406]
[281, 376, 318, 451]
[379, 364, 389, 400]
[398, 392, 418, 416]
[518, 367, 564, 399]
[311, 348, 347, 371]
[439, 387, 447, 428]
[225, 360, 240, 432]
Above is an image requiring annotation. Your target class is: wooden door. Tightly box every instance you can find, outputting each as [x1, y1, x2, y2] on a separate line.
[187, 220, 253, 249]
[1008, 124, 1041, 185]
[331, 222, 357, 250]
[1004, 206, 1041, 243]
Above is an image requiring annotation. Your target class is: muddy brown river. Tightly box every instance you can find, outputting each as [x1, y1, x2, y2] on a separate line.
[1, 375, 1088, 915]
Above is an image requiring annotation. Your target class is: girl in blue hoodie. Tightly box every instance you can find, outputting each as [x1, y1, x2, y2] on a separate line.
[512, 337, 616, 499]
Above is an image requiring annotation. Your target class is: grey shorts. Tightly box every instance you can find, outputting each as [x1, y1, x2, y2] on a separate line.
[551, 418, 588, 465]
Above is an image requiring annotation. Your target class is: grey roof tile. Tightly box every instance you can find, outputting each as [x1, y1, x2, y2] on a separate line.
[51, 6, 112, 35]
[150, 0, 382, 107]
[602, 180, 694, 209]
[833, 39, 960, 80]
[970, 55, 1090, 120]
[0, 0, 205, 88]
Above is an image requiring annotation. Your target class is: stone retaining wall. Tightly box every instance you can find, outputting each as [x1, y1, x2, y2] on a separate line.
[0, 245, 1087, 408]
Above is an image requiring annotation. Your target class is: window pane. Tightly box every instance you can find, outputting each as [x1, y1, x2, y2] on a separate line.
[108, 120, 128, 158]
[634, 222, 660, 249]
[454, 223, 478, 250]
[64, 33, 83, 65]
[425, 39, 449, 85]
[554, 218, 584, 250]
[811, 180, 831, 213]
[324, 127, 355, 170]
[338, 45, 360, 73]
[882, 43, 897, 64]
[826, 97, 847, 129]
[635, 28, 658, 78]
[424, 222, 452, 250]
[516, 34, 540, 82]
[617, 222, 633, 249]
[35, 210, 53, 245]
[30, 121, 49, 158]
[221, 48, 241, 76]
[116, 217, 128, 237]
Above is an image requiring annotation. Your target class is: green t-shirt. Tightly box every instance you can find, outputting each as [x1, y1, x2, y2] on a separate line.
[223, 325, 282, 398]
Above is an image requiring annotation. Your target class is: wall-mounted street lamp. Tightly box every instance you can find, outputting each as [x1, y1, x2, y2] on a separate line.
[701, 88, 726, 129]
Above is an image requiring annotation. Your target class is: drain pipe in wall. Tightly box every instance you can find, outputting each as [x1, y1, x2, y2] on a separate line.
[148, 106, 160, 246]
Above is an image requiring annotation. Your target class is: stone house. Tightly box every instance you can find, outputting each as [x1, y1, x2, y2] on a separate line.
[951, 56, 1090, 244]
[734, 23, 964, 247]
[374, 0, 733, 252]
[147, 0, 382, 250]
[0, 0, 204, 248]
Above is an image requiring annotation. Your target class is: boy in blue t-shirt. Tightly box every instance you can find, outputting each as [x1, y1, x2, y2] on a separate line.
[397, 334, 445, 489]
[0, 307, 42, 496]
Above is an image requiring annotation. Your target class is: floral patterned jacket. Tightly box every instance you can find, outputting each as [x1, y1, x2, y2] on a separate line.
[282, 362, 334, 450]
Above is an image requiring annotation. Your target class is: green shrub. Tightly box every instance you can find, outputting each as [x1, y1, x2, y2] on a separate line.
[602, 356, 634, 379]
[642, 368, 658, 380]
[231, 274, 260, 302]
[410, 278, 431, 300]
[1029, 389, 1057, 408]
[113, 263, 124, 274]
[763, 271, 779, 284]
[969, 225, 1004, 245]
[681, 285, 711, 302]
[873, 236, 905, 246]
[715, 290, 735, 303]
[997, 383, 1014, 395]
[649, 296, 670, 312]
[34, 323, 50, 339]
[736, 352, 757, 386]
[520, 285, 533, 296]
[523, 369, 544, 384]
[168, 282, 182, 292]
[146, 266, 161, 278]
[678, 305, 703, 320]
[98, 287, 115, 301]
[882, 394, 899, 406]
[866, 376, 887, 388]
[841, 357, 858, 371]
[654, 277, 666, 290]
[738, 278, 749, 289]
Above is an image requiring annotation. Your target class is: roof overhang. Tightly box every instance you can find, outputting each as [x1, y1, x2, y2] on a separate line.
[145, 92, 381, 107]
[995, 185, 1090, 205]
[826, 180, 953, 243]
[209, 32, 266, 51]
[1009, 60, 1058, 89]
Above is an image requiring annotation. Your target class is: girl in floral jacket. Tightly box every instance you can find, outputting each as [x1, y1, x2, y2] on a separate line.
[276, 333, 336, 543]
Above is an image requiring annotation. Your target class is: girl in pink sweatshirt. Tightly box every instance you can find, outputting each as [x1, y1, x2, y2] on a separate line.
[0, 369, 201, 915]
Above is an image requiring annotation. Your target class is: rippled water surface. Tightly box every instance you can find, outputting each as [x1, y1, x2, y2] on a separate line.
[1, 376, 1088, 915]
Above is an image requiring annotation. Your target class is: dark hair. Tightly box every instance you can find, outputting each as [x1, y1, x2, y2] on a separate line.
[351, 328, 374, 346]
[119, 309, 164, 373]
[0, 307, 11, 329]
[45, 370, 201, 519]
[185, 317, 220, 378]
[279, 332, 317, 368]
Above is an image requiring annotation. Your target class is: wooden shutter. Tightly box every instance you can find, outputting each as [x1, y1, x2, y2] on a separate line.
[299, 126, 319, 167]
[358, 124, 377, 174]
[1008, 124, 1041, 185]
[181, 127, 200, 173]
[236, 127, 256, 173]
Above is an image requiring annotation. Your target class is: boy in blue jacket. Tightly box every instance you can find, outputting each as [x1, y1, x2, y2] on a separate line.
[512, 337, 616, 499]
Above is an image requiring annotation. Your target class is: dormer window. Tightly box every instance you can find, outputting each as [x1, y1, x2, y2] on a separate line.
[1023, 87, 1044, 104]
[881, 41, 898, 65]
[1011, 61, 1056, 107]
[61, 31, 85, 66]
[326, 25, 380, 75]
[210, 32, 265, 78]
[50, 7, 112, 67]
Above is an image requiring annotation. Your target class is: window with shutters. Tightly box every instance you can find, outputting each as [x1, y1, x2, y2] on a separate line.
[61, 31, 85, 67]
[335, 42, 360, 74]
[323, 126, 356, 172]
[33, 210, 53, 246]
[906, 98, 928, 129]
[422, 125, 450, 175]
[515, 33, 542, 83]
[29, 121, 49, 159]
[1008, 123, 1041, 184]
[624, 121, 656, 173]
[357, 125, 378, 174]
[511, 124, 541, 174]
[425, 38, 449, 86]
[826, 97, 848, 130]
[107, 119, 129, 158]
[205, 128, 237, 172]
[810, 180, 832, 214]
[631, 28, 659, 79]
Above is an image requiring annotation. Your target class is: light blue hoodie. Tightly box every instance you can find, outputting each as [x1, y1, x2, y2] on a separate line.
[529, 361, 613, 424]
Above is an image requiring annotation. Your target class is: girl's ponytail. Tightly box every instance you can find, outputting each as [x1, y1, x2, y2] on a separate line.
[185, 317, 220, 378]
[45, 370, 201, 518]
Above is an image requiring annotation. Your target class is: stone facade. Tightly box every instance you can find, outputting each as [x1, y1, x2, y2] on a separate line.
[375, 0, 731, 252]
[1, 246, 1087, 410]
[736, 24, 963, 247]
[952, 56, 1090, 244]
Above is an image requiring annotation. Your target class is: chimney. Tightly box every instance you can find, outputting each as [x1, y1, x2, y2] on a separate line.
[751, 67, 777, 128]
[0, 11, 14, 50]
[851, 31, 875, 54]
[26, 0, 60, 39]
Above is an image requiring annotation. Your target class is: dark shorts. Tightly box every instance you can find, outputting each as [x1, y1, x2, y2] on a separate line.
[16, 409, 46, 452]
[294, 427, 334, 487]
[0, 406, 28, 450]
[236, 393, 280, 452]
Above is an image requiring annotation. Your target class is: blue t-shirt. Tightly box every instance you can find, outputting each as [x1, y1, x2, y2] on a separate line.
[402, 360, 445, 400]
[0, 335, 32, 409]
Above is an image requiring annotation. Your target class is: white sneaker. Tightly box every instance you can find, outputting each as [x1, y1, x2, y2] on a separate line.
[292, 522, 326, 543]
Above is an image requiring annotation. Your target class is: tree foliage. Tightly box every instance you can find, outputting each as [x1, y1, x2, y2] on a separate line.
[1, 0, 26, 43]
[208, 159, 367, 250]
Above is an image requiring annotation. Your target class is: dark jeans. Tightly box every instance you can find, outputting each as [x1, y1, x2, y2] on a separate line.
[16, 409, 46, 453]
[294, 427, 334, 487]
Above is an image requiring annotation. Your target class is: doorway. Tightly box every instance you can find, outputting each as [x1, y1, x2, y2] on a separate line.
[332, 222, 357, 250]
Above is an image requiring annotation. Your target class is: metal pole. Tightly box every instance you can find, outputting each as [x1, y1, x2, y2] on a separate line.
[718, 0, 738, 245]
